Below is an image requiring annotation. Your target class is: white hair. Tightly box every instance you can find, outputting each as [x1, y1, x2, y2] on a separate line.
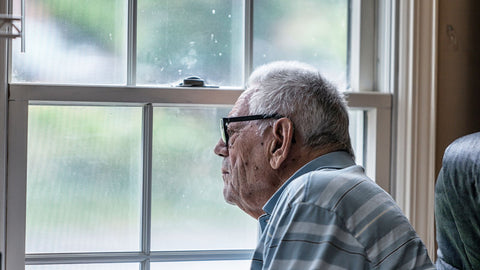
[246, 61, 354, 157]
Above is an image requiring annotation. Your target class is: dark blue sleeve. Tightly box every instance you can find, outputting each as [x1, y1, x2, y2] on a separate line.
[435, 132, 480, 270]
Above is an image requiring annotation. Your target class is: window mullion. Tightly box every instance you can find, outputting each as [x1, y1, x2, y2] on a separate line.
[0, 2, 9, 269]
[127, 0, 137, 86]
[26, 252, 148, 265]
[141, 104, 153, 263]
[142, 258, 151, 270]
[244, 0, 253, 84]
[5, 100, 28, 270]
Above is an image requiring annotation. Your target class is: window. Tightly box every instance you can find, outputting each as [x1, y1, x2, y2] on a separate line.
[1, 0, 397, 269]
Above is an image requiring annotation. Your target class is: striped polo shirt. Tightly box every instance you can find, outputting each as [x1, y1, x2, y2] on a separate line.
[251, 151, 434, 270]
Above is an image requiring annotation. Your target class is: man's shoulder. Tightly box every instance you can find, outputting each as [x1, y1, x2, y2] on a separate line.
[282, 165, 385, 208]
[280, 164, 409, 236]
[269, 165, 434, 269]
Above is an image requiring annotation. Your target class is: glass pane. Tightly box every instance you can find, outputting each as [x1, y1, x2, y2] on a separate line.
[26, 263, 139, 270]
[151, 107, 257, 251]
[151, 260, 251, 270]
[26, 106, 143, 253]
[254, 0, 349, 88]
[137, 0, 244, 86]
[12, 0, 127, 84]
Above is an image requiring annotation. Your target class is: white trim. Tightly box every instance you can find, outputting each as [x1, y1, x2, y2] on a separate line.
[127, 0, 137, 86]
[0, 2, 9, 269]
[10, 84, 390, 107]
[244, 0, 253, 81]
[26, 250, 253, 265]
[375, 0, 395, 94]
[5, 100, 28, 270]
[9, 84, 244, 105]
[141, 104, 153, 255]
[0, 42, 7, 270]
[349, 0, 375, 91]
[393, 0, 437, 259]
[365, 106, 392, 193]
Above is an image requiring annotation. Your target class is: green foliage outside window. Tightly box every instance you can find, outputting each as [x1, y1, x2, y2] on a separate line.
[34, 0, 347, 85]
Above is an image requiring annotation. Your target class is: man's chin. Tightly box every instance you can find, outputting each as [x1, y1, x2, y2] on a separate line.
[225, 200, 236, 206]
[223, 190, 237, 206]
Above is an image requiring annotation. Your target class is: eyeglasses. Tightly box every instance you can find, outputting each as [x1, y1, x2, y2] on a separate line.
[220, 113, 283, 146]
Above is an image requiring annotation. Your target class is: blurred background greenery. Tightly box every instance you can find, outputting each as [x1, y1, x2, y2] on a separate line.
[15, 0, 347, 86]
[27, 106, 144, 252]
[26, 105, 257, 253]
[136, 0, 244, 85]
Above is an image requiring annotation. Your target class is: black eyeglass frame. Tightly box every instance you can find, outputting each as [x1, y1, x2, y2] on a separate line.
[220, 113, 284, 146]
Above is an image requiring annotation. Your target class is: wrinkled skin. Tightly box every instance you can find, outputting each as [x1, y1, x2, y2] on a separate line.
[213, 90, 319, 219]
[213, 92, 279, 218]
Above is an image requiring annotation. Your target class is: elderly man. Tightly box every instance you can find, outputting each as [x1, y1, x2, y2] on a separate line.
[214, 61, 434, 269]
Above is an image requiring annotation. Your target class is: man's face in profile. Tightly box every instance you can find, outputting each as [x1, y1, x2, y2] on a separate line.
[213, 93, 275, 218]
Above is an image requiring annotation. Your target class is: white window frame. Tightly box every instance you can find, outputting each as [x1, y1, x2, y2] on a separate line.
[0, 0, 440, 268]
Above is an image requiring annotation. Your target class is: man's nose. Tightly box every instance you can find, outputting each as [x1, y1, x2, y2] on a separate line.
[214, 138, 228, 157]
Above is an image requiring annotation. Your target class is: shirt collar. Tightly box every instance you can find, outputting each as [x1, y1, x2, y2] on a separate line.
[260, 151, 355, 226]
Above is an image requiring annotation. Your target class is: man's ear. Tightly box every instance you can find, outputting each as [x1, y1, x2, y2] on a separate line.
[268, 118, 294, 169]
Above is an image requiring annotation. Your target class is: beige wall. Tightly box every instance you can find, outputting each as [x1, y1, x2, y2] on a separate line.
[436, 0, 480, 174]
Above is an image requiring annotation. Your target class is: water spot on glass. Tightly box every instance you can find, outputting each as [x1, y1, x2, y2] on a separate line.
[212, 9, 216, 14]
[109, 33, 113, 40]
[182, 48, 198, 69]
[178, 69, 182, 75]
[228, 14, 231, 18]
[263, 54, 267, 58]
[189, 41, 196, 47]
[214, 39, 218, 44]
[211, 33, 215, 41]
[218, 52, 222, 56]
